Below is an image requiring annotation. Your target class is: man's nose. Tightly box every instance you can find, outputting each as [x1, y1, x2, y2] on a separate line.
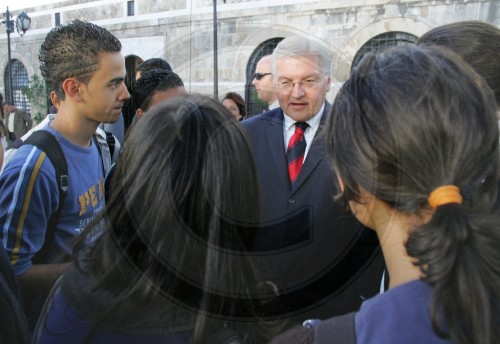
[291, 83, 305, 97]
[121, 85, 131, 100]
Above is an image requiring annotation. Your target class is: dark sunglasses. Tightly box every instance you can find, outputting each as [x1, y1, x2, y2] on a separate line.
[253, 72, 271, 80]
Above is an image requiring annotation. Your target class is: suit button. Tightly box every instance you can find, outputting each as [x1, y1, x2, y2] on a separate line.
[288, 199, 296, 204]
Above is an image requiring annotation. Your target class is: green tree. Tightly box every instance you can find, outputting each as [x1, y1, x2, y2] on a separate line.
[21, 74, 49, 124]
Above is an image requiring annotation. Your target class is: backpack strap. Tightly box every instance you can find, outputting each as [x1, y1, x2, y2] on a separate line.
[18, 131, 68, 264]
[91, 134, 101, 157]
[91, 134, 106, 177]
[104, 131, 116, 158]
[9, 138, 28, 150]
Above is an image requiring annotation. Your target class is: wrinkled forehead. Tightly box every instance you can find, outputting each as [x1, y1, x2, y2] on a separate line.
[274, 55, 325, 78]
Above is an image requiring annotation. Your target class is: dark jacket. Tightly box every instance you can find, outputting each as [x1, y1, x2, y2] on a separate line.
[242, 105, 385, 323]
[5, 108, 33, 141]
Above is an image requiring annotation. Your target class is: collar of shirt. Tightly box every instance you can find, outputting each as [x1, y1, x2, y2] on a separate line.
[283, 103, 325, 160]
[269, 99, 280, 111]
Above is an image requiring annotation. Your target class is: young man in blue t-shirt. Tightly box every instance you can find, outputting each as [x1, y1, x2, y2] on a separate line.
[0, 20, 130, 323]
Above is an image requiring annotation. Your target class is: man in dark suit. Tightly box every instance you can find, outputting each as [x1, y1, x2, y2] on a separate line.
[3, 102, 32, 143]
[242, 36, 384, 323]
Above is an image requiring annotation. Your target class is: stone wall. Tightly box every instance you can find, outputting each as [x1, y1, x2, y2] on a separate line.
[1, 0, 498, 100]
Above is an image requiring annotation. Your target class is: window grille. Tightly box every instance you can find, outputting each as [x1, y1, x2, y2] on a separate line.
[245, 38, 283, 117]
[127, 1, 135, 16]
[3, 59, 30, 113]
[55, 13, 61, 26]
[352, 32, 417, 70]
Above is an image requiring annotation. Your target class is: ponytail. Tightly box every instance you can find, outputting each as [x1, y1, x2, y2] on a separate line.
[406, 203, 500, 344]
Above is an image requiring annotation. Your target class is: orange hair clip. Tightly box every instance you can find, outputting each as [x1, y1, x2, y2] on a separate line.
[428, 185, 463, 209]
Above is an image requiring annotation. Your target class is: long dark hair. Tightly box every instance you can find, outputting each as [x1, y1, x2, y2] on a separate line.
[223, 92, 247, 119]
[74, 94, 277, 342]
[325, 45, 500, 343]
[417, 20, 500, 106]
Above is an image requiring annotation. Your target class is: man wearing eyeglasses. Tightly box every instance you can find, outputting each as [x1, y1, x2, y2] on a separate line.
[252, 55, 279, 112]
[242, 36, 384, 325]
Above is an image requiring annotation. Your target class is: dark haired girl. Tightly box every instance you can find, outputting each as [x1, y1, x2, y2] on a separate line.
[223, 92, 247, 121]
[33, 94, 282, 343]
[271, 45, 500, 344]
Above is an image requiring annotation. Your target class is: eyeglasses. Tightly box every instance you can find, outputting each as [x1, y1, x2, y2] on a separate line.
[275, 76, 325, 91]
[253, 72, 272, 80]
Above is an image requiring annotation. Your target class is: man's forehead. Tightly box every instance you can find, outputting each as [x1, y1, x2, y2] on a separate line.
[258, 57, 272, 68]
[92, 52, 126, 76]
[94, 51, 124, 67]
[275, 56, 324, 75]
[276, 54, 321, 65]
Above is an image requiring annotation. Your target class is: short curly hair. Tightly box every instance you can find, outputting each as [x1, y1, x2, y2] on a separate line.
[39, 19, 122, 100]
[136, 58, 172, 75]
[133, 68, 184, 112]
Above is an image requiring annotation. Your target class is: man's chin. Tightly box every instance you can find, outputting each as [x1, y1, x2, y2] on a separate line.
[103, 110, 122, 124]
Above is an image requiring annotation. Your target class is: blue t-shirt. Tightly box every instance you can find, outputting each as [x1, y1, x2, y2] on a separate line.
[35, 291, 191, 344]
[354, 280, 450, 344]
[0, 126, 105, 275]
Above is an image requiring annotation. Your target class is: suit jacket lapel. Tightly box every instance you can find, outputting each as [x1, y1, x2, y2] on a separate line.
[15, 110, 21, 134]
[264, 109, 291, 192]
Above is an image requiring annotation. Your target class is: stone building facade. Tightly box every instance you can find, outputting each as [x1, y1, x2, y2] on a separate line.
[1, 0, 499, 121]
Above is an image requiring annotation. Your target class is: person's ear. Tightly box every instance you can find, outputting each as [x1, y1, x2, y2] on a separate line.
[136, 108, 144, 118]
[325, 75, 331, 93]
[49, 91, 60, 109]
[62, 78, 84, 102]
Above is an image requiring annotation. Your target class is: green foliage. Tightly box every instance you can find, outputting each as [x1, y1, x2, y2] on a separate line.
[21, 74, 49, 124]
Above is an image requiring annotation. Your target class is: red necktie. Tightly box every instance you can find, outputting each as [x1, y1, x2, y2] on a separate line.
[287, 122, 308, 183]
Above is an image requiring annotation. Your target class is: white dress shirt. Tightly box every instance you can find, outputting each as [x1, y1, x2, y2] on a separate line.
[283, 103, 325, 161]
[8, 112, 15, 132]
[268, 99, 280, 111]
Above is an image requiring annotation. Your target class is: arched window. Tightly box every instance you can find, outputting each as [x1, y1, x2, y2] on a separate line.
[352, 32, 417, 70]
[245, 38, 283, 117]
[4, 59, 30, 112]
